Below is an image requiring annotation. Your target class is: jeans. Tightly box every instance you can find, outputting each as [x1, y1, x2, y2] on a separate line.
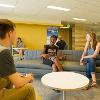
[85, 58, 96, 79]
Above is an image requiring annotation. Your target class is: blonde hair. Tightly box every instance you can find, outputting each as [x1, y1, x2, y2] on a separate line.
[89, 32, 97, 50]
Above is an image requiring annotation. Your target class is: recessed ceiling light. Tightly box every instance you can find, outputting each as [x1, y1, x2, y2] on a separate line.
[60, 24, 70, 28]
[72, 18, 86, 21]
[47, 6, 70, 12]
[0, 4, 15, 8]
[60, 26, 69, 29]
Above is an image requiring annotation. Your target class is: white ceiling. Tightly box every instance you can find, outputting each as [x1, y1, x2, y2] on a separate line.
[0, 0, 100, 24]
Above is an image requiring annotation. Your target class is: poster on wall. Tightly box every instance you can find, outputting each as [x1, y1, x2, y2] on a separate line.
[47, 27, 58, 44]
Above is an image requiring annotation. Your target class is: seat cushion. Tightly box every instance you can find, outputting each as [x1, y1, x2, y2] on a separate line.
[16, 67, 52, 75]
[63, 61, 85, 72]
[96, 60, 100, 67]
[15, 59, 52, 70]
[63, 61, 100, 72]
[96, 67, 100, 73]
[15, 59, 100, 73]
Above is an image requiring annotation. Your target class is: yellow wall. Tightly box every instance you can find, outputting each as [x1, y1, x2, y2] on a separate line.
[15, 22, 100, 50]
[16, 23, 48, 50]
[15, 23, 70, 50]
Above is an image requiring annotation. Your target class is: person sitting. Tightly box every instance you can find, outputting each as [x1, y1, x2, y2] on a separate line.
[56, 36, 68, 50]
[16, 37, 24, 48]
[16, 37, 25, 60]
[0, 19, 35, 100]
[40, 35, 63, 72]
[80, 32, 100, 89]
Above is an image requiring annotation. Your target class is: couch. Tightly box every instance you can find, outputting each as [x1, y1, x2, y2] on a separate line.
[14, 50, 100, 76]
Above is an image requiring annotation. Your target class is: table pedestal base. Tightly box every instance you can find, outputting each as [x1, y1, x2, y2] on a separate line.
[62, 91, 66, 100]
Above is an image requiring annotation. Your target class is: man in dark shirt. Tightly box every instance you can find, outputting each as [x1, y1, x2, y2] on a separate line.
[0, 19, 35, 100]
[56, 36, 68, 50]
[40, 35, 63, 72]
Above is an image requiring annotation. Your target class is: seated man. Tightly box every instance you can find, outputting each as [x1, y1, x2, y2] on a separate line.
[40, 35, 63, 72]
[0, 19, 35, 100]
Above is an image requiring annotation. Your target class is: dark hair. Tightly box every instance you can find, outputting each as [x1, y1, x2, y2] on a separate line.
[0, 19, 16, 39]
[17, 37, 22, 42]
[50, 35, 57, 40]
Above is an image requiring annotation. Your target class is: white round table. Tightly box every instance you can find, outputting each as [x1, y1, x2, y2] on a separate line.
[41, 72, 89, 100]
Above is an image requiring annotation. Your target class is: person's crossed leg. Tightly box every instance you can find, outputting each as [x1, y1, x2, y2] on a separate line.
[0, 83, 35, 100]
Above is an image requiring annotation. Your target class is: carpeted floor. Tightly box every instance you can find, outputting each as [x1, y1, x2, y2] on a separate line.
[33, 75, 100, 100]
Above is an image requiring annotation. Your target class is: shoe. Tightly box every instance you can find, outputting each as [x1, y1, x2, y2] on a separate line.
[91, 81, 97, 88]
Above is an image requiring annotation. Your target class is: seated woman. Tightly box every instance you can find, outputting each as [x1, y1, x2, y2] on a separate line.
[16, 37, 24, 48]
[40, 35, 63, 72]
[16, 37, 25, 60]
[80, 32, 100, 88]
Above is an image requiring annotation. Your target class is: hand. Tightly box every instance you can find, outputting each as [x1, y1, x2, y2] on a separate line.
[41, 54, 49, 58]
[80, 62, 84, 66]
[40, 55, 43, 58]
[80, 57, 84, 66]
[26, 73, 34, 83]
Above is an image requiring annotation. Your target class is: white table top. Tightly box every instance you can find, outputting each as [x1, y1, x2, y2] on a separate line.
[41, 72, 89, 90]
[13, 48, 28, 50]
